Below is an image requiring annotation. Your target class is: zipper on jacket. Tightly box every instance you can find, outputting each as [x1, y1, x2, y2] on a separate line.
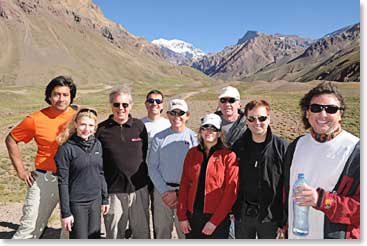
[120, 124, 125, 142]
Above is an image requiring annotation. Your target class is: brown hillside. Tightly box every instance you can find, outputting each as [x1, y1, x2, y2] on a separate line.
[0, 0, 209, 85]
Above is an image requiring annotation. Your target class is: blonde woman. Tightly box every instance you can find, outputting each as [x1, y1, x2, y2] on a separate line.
[177, 113, 239, 239]
[55, 108, 109, 239]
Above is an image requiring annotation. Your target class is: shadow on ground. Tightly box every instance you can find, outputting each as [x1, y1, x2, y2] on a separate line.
[0, 222, 61, 239]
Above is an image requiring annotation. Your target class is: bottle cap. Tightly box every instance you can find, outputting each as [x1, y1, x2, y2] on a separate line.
[298, 173, 304, 179]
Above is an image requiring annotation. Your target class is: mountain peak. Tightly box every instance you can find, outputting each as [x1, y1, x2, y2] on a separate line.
[237, 31, 260, 45]
[152, 38, 205, 65]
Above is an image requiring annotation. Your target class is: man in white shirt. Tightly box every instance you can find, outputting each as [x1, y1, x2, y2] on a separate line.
[284, 81, 360, 239]
[141, 89, 171, 238]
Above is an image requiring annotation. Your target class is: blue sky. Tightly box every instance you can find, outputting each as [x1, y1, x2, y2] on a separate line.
[93, 0, 360, 53]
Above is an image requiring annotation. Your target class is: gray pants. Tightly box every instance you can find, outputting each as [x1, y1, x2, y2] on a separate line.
[104, 186, 150, 239]
[153, 188, 185, 239]
[13, 170, 68, 239]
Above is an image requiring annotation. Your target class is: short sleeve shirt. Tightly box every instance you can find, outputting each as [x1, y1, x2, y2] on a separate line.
[11, 106, 76, 173]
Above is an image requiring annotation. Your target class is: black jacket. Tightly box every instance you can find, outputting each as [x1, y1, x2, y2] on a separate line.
[283, 135, 360, 239]
[232, 126, 288, 226]
[96, 115, 149, 193]
[55, 134, 108, 218]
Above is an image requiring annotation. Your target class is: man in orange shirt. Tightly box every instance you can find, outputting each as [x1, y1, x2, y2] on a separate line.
[5, 76, 77, 239]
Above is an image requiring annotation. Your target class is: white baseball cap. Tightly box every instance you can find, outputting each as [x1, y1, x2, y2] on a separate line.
[218, 86, 240, 100]
[168, 99, 188, 112]
[201, 113, 222, 130]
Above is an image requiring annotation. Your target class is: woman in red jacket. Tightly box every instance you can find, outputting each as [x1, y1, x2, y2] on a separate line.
[177, 113, 239, 239]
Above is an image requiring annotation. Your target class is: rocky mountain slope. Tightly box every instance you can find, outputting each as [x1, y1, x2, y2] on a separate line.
[192, 31, 313, 80]
[193, 24, 360, 82]
[152, 38, 205, 66]
[0, 0, 208, 85]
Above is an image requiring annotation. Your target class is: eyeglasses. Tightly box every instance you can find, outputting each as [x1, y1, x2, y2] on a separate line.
[168, 110, 186, 116]
[247, 115, 268, 123]
[220, 98, 237, 104]
[200, 124, 220, 132]
[146, 98, 163, 104]
[77, 108, 98, 117]
[112, 102, 129, 108]
[308, 104, 343, 114]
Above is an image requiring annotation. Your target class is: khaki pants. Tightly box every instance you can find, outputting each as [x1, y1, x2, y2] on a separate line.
[153, 188, 185, 239]
[13, 170, 67, 239]
[104, 186, 150, 239]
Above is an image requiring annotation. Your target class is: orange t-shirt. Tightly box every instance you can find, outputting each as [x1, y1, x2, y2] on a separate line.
[11, 106, 76, 173]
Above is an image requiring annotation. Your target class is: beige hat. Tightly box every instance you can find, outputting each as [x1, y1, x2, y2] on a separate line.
[168, 99, 188, 112]
[201, 113, 222, 130]
[218, 86, 240, 100]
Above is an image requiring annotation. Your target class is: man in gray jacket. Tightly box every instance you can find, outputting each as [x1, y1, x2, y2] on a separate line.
[148, 99, 198, 239]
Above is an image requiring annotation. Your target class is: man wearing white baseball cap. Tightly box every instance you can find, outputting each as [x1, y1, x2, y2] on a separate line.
[215, 86, 247, 147]
[148, 98, 198, 239]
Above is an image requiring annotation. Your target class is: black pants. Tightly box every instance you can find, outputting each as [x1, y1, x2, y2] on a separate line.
[186, 210, 230, 239]
[235, 215, 278, 239]
[69, 198, 102, 239]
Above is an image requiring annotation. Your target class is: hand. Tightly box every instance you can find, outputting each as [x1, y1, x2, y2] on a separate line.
[18, 170, 37, 187]
[293, 184, 318, 207]
[179, 220, 191, 234]
[162, 191, 177, 208]
[277, 227, 285, 239]
[202, 221, 216, 235]
[101, 204, 110, 215]
[62, 215, 74, 232]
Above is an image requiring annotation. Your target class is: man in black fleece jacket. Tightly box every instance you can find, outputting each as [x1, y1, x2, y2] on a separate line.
[96, 86, 150, 239]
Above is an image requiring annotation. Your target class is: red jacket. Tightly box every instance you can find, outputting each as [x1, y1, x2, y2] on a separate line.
[177, 146, 239, 226]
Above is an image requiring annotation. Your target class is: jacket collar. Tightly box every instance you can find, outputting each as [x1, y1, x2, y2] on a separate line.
[107, 114, 133, 127]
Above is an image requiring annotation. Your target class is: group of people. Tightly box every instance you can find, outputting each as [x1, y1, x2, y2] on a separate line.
[5, 75, 360, 239]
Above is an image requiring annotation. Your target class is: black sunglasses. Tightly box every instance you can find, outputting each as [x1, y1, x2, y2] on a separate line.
[146, 98, 163, 104]
[247, 115, 268, 123]
[168, 110, 186, 116]
[308, 104, 343, 114]
[220, 97, 237, 104]
[78, 108, 97, 117]
[112, 102, 129, 108]
[200, 124, 220, 132]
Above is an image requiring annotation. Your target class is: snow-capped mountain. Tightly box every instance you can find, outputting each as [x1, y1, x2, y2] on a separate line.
[152, 38, 205, 65]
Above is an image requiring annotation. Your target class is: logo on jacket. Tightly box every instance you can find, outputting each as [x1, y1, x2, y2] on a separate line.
[131, 137, 142, 142]
[324, 197, 334, 209]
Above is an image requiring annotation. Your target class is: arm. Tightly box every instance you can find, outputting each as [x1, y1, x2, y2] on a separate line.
[54, 145, 72, 219]
[176, 149, 193, 222]
[209, 151, 239, 226]
[147, 135, 169, 195]
[5, 134, 36, 187]
[98, 141, 109, 215]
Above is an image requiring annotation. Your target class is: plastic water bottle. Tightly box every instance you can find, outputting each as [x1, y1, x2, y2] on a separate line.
[292, 173, 309, 236]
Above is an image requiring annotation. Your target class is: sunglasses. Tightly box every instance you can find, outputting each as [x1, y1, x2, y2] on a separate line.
[77, 108, 98, 117]
[168, 110, 186, 117]
[247, 115, 268, 123]
[112, 102, 129, 108]
[200, 124, 220, 132]
[146, 98, 163, 104]
[220, 98, 237, 104]
[308, 104, 343, 114]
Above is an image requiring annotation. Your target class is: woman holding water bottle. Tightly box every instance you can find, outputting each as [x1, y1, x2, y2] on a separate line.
[283, 82, 360, 239]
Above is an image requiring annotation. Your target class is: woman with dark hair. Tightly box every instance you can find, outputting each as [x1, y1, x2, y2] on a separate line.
[177, 113, 239, 239]
[55, 108, 109, 239]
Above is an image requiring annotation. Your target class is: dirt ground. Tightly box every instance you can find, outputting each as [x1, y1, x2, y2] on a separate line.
[0, 201, 178, 239]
